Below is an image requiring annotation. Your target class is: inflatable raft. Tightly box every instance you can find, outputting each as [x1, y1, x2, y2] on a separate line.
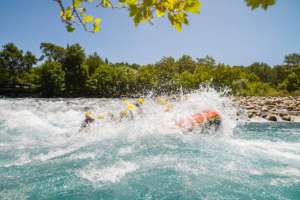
[176, 110, 221, 130]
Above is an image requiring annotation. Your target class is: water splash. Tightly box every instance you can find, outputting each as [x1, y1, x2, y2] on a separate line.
[1, 89, 299, 199]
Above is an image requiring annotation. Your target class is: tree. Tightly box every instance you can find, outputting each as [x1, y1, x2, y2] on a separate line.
[239, 82, 278, 96]
[114, 66, 138, 95]
[193, 64, 212, 84]
[272, 65, 290, 86]
[40, 42, 65, 62]
[85, 52, 105, 76]
[62, 44, 88, 95]
[244, 0, 276, 10]
[173, 70, 196, 89]
[284, 53, 300, 66]
[54, 0, 275, 33]
[39, 61, 65, 97]
[23, 51, 37, 70]
[155, 56, 176, 81]
[176, 55, 196, 73]
[196, 55, 216, 66]
[86, 64, 117, 97]
[0, 43, 23, 86]
[0, 43, 37, 87]
[282, 66, 300, 92]
[247, 62, 273, 83]
[137, 65, 158, 92]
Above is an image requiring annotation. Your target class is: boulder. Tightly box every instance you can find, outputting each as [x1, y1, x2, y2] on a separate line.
[267, 115, 277, 122]
[282, 115, 291, 121]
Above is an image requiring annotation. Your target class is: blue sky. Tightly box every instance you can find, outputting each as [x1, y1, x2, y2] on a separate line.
[0, 0, 299, 66]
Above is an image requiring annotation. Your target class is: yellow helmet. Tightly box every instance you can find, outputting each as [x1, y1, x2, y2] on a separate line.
[127, 103, 136, 110]
[157, 97, 167, 105]
[85, 111, 93, 118]
[122, 99, 129, 104]
[137, 98, 145, 104]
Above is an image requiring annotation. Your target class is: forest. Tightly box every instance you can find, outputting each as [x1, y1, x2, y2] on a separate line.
[0, 42, 299, 97]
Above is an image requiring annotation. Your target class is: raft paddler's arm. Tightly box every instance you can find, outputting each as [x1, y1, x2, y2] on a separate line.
[129, 110, 134, 120]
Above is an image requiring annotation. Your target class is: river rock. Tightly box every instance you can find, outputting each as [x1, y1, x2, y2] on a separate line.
[236, 96, 300, 122]
[281, 115, 291, 121]
[267, 115, 277, 121]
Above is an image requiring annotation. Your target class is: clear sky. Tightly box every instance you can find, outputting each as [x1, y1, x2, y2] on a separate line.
[0, 0, 299, 66]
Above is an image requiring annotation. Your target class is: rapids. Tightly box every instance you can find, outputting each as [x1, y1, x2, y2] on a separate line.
[0, 90, 299, 199]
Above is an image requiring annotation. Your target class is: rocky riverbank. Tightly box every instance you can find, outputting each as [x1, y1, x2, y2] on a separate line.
[234, 96, 300, 122]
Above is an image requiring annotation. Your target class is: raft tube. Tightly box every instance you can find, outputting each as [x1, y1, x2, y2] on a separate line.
[176, 110, 221, 130]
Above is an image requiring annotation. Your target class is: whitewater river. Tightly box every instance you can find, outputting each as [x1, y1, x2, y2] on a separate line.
[0, 91, 299, 199]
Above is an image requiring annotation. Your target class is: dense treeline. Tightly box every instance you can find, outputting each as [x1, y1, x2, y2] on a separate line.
[0, 42, 299, 97]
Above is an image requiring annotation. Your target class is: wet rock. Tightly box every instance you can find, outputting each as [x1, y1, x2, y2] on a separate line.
[236, 96, 300, 122]
[267, 115, 277, 121]
[281, 115, 291, 121]
[260, 112, 268, 119]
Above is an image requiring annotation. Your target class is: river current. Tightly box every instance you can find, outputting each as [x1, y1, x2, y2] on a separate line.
[0, 91, 299, 199]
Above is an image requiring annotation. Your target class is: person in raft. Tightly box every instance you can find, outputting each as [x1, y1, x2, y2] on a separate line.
[175, 110, 221, 132]
[79, 111, 95, 131]
[156, 97, 173, 112]
[119, 98, 145, 121]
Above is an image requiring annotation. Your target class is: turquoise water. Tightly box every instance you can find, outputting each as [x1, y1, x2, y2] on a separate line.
[0, 96, 299, 200]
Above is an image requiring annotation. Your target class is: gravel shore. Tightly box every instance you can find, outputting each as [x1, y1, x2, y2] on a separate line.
[234, 96, 300, 122]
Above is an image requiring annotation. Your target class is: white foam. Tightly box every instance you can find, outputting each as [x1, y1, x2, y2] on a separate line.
[228, 139, 300, 163]
[78, 161, 139, 183]
[175, 162, 208, 175]
[118, 147, 133, 156]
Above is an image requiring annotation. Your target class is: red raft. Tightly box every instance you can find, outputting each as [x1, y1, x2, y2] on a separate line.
[176, 110, 221, 130]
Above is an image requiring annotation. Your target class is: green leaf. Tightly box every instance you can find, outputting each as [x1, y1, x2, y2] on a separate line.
[185, 0, 201, 14]
[101, 0, 112, 8]
[83, 15, 94, 23]
[129, 5, 138, 17]
[93, 24, 101, 32]
[173, 22, 182, 32]
[93, 18, 102, 32]
[144, 0, 153, 6]
[64, 7, 73, 20]
[74, 0, 84, 7]
[94, 17, 102, 25]
[66, 24, 75, 32]
[133, 13, 142, 26]
[156, 9, 165, 17]
[245, 0, 276, 10]
[125, 0, 137, 5]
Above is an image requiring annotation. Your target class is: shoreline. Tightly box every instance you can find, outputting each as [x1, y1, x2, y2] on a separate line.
[234, 96, 300, 122]
[1, 95, 300, 122]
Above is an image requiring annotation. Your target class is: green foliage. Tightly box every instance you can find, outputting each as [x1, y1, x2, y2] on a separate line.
[197, 55, 215, 66]
[173, 70, 196, 89]
[247, 62, 273, 83]
[54, 0, 276, 33]
[86, 65, 117, 97]
[39, 61, 65, 97]
[238, 82, 279, 96]
[176, 55, 196, 73]
[284, 53, 300, 66]
[85, 52, 105, 76]
[40, 43, 65, 62]
[282, 66, 300, 92]
[244, 0, 276, 10]
[1, 42, 299, 97]
[0, 43, 37, 87]
[62, 44, 88, 96]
